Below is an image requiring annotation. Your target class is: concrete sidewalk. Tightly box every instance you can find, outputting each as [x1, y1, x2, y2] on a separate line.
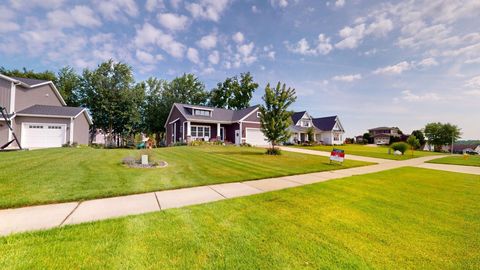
[0, 154, 448, 237]
[278, 146, 393, 164]
[415, 163, 480, 175]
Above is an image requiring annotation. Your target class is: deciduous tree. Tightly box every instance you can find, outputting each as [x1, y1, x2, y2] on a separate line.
[209, 72, 258, 110]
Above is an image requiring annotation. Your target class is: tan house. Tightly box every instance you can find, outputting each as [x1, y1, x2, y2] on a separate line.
[0, 74, 92, 149]
[368, 127, 401, 145]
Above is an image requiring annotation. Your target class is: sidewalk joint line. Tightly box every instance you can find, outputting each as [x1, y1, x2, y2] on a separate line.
[59, 202, 81, 226]
[154, 192, 162, 210]
[208, 186, 227, 199]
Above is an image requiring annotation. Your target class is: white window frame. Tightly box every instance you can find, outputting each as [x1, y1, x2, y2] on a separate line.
[193, 109, 211, 117]
[190, 125, 211, 140]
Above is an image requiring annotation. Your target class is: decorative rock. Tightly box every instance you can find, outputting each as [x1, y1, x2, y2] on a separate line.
[141, 155, 149, 165]
[394, 150, 402, 156]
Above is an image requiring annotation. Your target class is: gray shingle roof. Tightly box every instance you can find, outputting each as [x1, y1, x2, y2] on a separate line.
[174, 103, 259, 122]
[291, 111, 306, 125]
[17, 105, 85, 117]
[313, 116, 337, 131]
[10, 77, 50, 86]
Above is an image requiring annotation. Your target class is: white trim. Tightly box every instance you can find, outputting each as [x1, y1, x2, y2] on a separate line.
[185, 119, 233, 124]
[187, 121, 191, 136]
[69, 118, 74, 144]
[184, 105, 214, 111]
[189, 124, 211, 140]
[169, 118, 180, 124]
[239, 122, 243, 139]
[241, 120, 261, 124]
[217, 122, 221, 138]
[9, 82, 15, 114]
[238, 106, 260, 122]
[16, 113, 77, 119]
[21, 122, 67, 148]
[173, 122, 177, 143]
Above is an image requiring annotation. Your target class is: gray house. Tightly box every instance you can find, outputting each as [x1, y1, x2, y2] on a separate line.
[0, 74, 92, 149]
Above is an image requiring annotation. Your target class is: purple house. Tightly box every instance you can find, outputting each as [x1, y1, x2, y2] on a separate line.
[165, 103, 267, 146]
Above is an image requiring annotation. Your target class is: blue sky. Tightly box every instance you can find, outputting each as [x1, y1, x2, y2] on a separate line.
[1, 0, 479, 139]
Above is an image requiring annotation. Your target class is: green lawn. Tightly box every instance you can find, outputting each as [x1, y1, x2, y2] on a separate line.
[292, 144, 442, 160]
[0, 146, 370, 209]
[1, 167, 478, 269]
[428, 155, 480, 167]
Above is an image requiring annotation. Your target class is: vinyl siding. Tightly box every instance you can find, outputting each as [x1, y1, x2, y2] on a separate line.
[73, 113, 90, 145]
[0, 79, 11, 113]
[15, 84, 63, 112]
[0, 123, 9, 146]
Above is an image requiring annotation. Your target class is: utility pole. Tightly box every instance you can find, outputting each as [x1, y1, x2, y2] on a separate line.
[451, 132, 454, 155]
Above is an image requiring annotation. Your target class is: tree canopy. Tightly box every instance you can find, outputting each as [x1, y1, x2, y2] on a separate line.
[0, 67, 56, 82]
[209, 72, 258, 110]
[259, 82, 297, 154]
[55, 67, 82, 106]
[424, 122, 461, 150]
[411, 130, 426, 146]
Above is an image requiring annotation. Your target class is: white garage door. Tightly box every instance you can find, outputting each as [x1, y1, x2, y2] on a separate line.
[245, 128, 269, 146]
[22, 123, 66, 148]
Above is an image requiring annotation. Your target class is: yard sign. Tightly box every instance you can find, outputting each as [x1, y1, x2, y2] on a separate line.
[330, 148, 345, 163]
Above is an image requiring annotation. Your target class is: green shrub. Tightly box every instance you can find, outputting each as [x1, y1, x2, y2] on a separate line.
[266, 148, 281, 155]
[391, 142, 408, 155]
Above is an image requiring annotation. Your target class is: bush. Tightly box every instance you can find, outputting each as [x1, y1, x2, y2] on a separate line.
[240, 143, 252, 147]
[122, 156, 136, 165]
[266, 148, 281, 155]
[391, 142, 408, 155]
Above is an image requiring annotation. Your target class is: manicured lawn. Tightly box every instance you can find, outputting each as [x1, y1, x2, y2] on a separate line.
[1, 167, 478, 269]
[292, 144, 442, 160]
[428, 155, 480, 167]
[0, 146, 370, 209]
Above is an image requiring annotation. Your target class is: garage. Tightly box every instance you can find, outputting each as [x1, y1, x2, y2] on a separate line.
[21, 123, 66, 148]
[245, 128, 269, 146]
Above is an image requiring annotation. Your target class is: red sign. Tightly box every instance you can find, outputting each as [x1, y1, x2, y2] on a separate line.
[330, 148, 345, 162]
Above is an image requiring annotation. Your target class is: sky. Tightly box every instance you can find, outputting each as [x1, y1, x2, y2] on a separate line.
[0, 0, 479, 139]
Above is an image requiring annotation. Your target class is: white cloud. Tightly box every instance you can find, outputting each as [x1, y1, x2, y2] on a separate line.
[270, 0, 288, 8]
[186, 0, 230, 22]
[201, 67, 215, 74]
[465, 57, 480, 64]
[96, 0, 138, 21]
[134, 23, 185, 58]
[286, 34, 333, 55]
[10, 0, 64, 10]
[365, 16, 393, 37]
[400, 90, 441, 102]
[157, 13, 189, 31]
[187, 47, 201, 64]
[136, 49, 163, 64]
[335, 24, 366, 49]
[170, 0, 182, 9]
[417, 58, 438, 68]
[232, 32, 245, 44]
[197, 33, 217, 50]
[0, 22, 20, 33]
[464, 90, 480, 96]
[465, 75, 480, 89]
[145, 0, 164, 12]
[332, 74, 362, 82]
[71, 6, 102, 27]
[237, 42, 257, 65]
[252, 5, 260, 13]
[0, 7, 20, 32]
[208, 50, 220, 64]
[335, 0, 345, 8]
[373, 61, 411, 75]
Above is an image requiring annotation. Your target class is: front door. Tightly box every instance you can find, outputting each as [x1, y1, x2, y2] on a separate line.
[220, 127, 225, 141]
[235, 130, 240, 145]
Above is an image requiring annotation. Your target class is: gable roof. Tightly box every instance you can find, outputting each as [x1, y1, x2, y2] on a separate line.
[0, 73, 67, 106]
[313, 116, 337, 131]
[291, 111, 306, 125]
[171, 103, 259, 123]
[17, 105, 93, 124]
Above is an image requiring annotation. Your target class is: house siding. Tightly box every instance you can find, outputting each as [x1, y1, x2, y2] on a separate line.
[0, 79, 11, 113]
[15, 84, 63, 112]
[0, 123, 9, 146]
[73, 113, 90, 145]
[242, 109, 260, 122]
[166, 106, 186, 145]
[241, 122, 261, 138]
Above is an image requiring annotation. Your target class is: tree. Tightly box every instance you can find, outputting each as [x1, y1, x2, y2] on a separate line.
[306, 127, 315, 144]
[142, 77, 168, 143]
[0, 67, 56, 81]
[363, 132, 372, 144]
[259, 82, 297, 155]
[411, 130, 426, 146]
[80, 59, 144, 146]
[424, 122, 461, 151]
[55, 67, 81, 106]
[209, 72, 258, 110]
[406, 135, 420, 156]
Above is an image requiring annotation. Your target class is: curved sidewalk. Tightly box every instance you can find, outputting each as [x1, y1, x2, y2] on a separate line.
[0, 154, 450, 237]
[277, 146, 393, 164]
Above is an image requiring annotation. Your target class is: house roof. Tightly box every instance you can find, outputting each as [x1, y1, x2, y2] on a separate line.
[10, 77, 50, 86]
[452, 144, 479, 152]
[312, 116, 337, 131]
[368, 126, 398, 131]
[16, 105, 93, 124]
[173, 103, 259, 123]
[291, 111, 306, 125]
[372, 133, 392, 138]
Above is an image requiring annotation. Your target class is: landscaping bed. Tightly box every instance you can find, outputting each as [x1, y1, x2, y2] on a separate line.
[0, 145, 371, 209]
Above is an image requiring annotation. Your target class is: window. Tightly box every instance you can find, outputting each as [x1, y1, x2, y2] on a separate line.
[190, 125, 211, 140]
[29, 125, 44, 129]
[48, 126, 62, 129]
[194, 109, 211, 117]
[257, 112, 261, 118]
[334, 133, 340, 141]
[301, 120, 311, 127]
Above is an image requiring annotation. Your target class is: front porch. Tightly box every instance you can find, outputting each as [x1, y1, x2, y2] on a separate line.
[176, 121, 239, 144]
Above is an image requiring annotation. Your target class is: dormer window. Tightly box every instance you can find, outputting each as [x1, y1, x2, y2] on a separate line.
[301, 120, 311, 127]
[194, 109, 211, 117]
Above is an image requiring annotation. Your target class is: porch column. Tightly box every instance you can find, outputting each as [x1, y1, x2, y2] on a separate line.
[69, 117, 74, 144]
[217, 123, 221, 139]
[186, 121, 191, 143]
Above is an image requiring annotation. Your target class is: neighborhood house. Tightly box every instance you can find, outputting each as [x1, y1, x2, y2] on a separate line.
[288, 111, 345, 145]
[368, 127, 401, 145]
[0, 74, 92, 149]
[165, 103, 346, 146]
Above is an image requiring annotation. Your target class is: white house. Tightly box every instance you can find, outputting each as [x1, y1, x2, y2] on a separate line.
[288, 111, 345, 145]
